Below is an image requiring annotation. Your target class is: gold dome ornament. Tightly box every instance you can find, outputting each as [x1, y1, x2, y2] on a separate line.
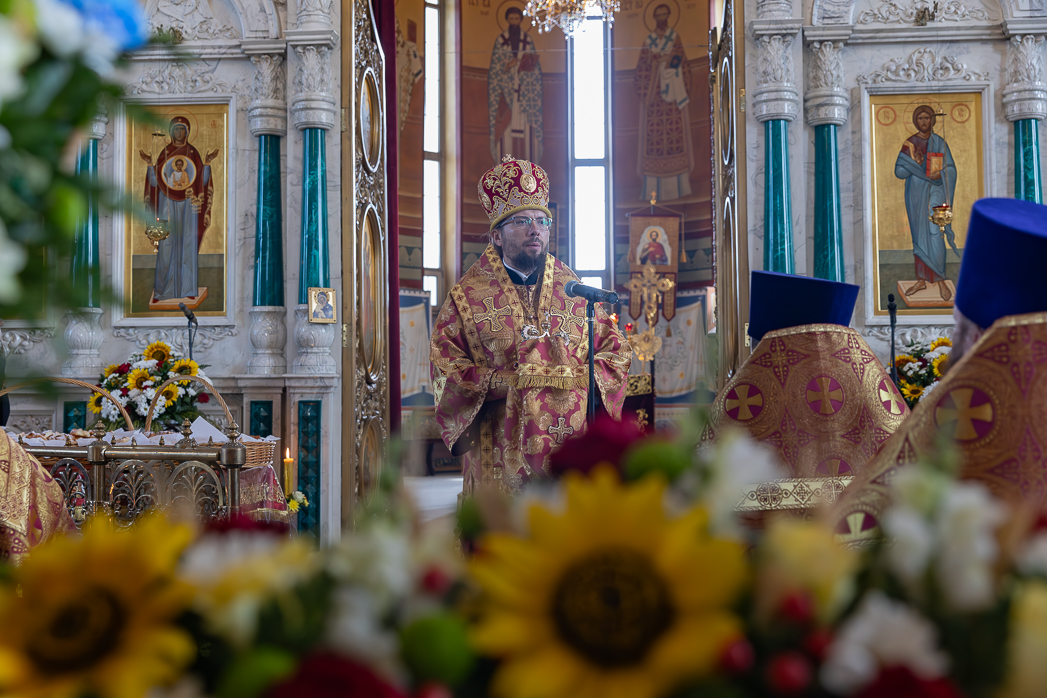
[929, 203, 953, 234]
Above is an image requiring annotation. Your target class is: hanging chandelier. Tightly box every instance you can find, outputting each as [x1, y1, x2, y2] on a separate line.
[524, 0, 620, 36]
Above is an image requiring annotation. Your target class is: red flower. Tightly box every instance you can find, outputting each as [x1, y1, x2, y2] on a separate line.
[121, 388, 129, 396]
[198, 392, 210, 403]
[547, 414, 644, 478]
[117, 363, 131, 374]
[264, 653, 405, 698]
[856, 666, 964, 698]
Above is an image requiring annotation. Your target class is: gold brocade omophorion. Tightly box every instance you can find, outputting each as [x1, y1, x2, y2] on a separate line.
[430, 245, 631, 493]
[0, 431, 76, 564]
[833, 312, 1047, 542]
[706, 325, 910, 485]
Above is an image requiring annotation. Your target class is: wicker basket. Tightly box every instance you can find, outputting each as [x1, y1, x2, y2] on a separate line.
[244, 439, 279, 469]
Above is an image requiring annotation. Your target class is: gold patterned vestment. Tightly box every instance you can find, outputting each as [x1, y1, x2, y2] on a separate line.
[706, 325, 909, 507]
[430, 245, 632, 492]
[0, 430, 76, 564]
[834, 312, 1047, 540]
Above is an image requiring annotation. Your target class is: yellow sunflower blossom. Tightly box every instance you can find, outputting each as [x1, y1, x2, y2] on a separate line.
[160, 384, 179, 408]
[932, 354, 949, 378]
[0, 515, 195, 698]
[930, 336, 952, 350]
[895, 354, 916, 369]
[103, 364, 119, 378]
[902, 383, 924, 401]
[170, 359, 199, 378]
[127, 368, 152, 392]
[87, 393, 106, 414]
[144, 341, 172, 365]
[287, 499, 300, 513]
[469, 468, 747, 698]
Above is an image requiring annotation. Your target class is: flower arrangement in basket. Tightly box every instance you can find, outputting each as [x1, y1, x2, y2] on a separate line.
[91, 340, 211, 429]
[7, 413, 1047, 698]
[890, 336, 952, 407]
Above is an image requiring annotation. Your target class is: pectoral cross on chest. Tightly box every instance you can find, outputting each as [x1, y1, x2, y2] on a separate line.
[475, 297, 512, 333]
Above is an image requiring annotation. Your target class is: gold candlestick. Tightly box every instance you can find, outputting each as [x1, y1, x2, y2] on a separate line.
[283, 447, 293, 496]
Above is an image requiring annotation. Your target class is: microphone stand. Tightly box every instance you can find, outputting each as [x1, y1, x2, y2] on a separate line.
[187, 316, 196, 362]
[587, 299, 596, 426]
[888, 293, 898, 387]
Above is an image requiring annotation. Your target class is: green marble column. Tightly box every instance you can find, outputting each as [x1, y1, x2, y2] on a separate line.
[298, 128, 329, 304]
[254, 134, 285, 306]
[763, 119, 794, 274]
[1015, 119, 1043, 204]
[813, 124, 845, 282]
[71, 138, 101, 307]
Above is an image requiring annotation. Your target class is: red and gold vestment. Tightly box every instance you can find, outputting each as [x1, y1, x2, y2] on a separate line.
[430, 245, 631, 492]
[0, 431, 76, 564]
[706, 325, 909, 498]
[834, 312, 1047, 540]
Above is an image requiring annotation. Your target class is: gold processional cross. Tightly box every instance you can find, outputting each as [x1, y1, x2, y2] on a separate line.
[627, 263, 675, 328]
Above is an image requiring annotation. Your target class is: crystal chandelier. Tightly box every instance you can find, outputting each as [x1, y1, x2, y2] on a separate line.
[524, 0, 620, 36]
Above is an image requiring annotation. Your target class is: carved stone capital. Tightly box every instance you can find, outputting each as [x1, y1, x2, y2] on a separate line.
[61, 308, 104, 377]
[291, 45, 336, 131]
[249, 55, 287, 136]
[295, 0, 334, 31]
[757, 0, 793, 20]
[293, 305, 336, 374]
[248, 306, 288, 375]
[753, 34, 800, 123]
[87, 108, 108, 141]
[805, 41, 848, 126]
[1005, 35, 1047, 122]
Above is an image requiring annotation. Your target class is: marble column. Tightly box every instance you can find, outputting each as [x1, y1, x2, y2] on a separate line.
[63, 112, 107, 377]
[805, 41, 847, 282]
[290, 44, 336, 375]
[751, 16, 801, 274]
[247, 53, 289, 375]
[1004, 35, 1047, 203]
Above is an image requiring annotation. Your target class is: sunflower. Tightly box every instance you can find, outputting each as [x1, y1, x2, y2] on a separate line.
[895, 354, 916, 369]
[930, 337, 952, 350]
[469, 469, 746, 698]
[169, 358, 199, 378]
[160, 384, 179, 408]
[0, 516, 195, 698]
[127, 368, 153, 392]
[87, 393, 106, 414]
[932, 354, 950, 378]
[144, 341, 172, 365]
[103, 364, 119, 378]
[902, 383, 924, 401]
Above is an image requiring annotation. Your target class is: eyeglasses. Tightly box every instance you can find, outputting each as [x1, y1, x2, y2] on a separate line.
[500, 216, 553, 231]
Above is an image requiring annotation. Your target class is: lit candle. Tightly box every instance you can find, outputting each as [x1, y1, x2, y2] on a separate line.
[283, 447, 293, 496]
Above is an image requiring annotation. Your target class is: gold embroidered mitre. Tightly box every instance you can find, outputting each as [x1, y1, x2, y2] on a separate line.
[477, 155, 551, 230]
[833, 312, 1047, 542]
[706, 325, 909, 510]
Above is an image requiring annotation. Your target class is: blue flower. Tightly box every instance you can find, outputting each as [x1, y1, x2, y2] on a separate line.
[57, 0, 148, 51]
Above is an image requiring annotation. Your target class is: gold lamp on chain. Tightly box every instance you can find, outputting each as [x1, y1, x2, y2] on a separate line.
[144, 130, 170, 253]
[928, 106, 953, 234]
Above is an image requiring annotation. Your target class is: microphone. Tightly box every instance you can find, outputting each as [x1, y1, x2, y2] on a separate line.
[565, 280, 619, 304]
[178, 302, 198, 325]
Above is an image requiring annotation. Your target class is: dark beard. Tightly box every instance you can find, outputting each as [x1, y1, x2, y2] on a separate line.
[496, 243, 546, 277]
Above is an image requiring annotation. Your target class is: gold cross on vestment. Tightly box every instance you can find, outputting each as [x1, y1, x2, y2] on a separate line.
[726, 384, 763, 420]
[935, 388, 994, 440]
[475, 297, 512, 333]
[548, 299, 586, 338]
[807, 376, 842, 415]
[879, 384, 904, 415]
[548, 417, 575, 443]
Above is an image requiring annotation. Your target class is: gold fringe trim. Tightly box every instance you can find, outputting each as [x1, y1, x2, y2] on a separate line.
[514, 374, 590, 390]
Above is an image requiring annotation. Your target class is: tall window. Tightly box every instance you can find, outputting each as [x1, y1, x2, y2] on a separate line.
[422, 0, 442, 306]
[568, 17, 613, 289]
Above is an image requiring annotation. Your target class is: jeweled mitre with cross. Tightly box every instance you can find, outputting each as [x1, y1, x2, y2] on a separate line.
[705, 324, 909, 494]
[429, 244, 631, 493]
[834, 312, 1047, 542]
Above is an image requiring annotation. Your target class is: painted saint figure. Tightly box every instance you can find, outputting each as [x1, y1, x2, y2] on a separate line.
[639, 228, 669, 266]
[488, 7, 543, 164]
[139, 116, 218, 303]
[635, 3, 693, 201]
[894, 105, 958, 302]
[312, 292, 334, 320]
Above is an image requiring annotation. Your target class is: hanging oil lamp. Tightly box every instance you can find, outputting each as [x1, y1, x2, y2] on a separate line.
[927, 106, 953, 234]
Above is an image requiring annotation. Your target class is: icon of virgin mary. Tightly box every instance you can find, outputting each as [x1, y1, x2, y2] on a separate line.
[139, 116, 218, 304]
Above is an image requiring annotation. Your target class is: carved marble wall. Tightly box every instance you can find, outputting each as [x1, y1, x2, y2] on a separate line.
[0, 0, 352, 541]
[740, 0, 1047, 360]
